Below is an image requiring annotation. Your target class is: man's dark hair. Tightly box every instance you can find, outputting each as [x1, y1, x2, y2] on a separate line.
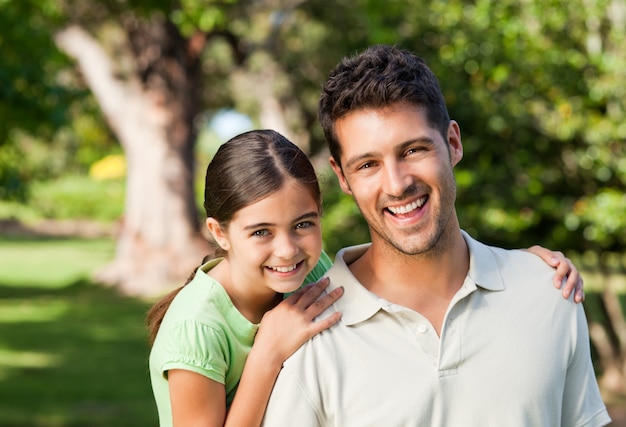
[318, 45, 451, 166]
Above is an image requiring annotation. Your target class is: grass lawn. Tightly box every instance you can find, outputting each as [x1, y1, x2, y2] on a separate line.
[1, 234, 624, 426]
[0, 236, 158, 427]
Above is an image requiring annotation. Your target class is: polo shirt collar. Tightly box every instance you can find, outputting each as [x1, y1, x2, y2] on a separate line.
[461, 230, 505, 292]
[328, 231, 505, 326]
[327, 244, 382, 326]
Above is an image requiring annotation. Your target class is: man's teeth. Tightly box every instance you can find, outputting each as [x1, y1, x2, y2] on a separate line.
[269, 264, 298, 273]
[388, 197, 426, 214]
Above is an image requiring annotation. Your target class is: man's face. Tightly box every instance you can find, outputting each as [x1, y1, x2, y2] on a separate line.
[330, 102, 463, 256]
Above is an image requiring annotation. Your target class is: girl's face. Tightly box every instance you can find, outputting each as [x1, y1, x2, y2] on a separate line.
[211, 178, 323, 296]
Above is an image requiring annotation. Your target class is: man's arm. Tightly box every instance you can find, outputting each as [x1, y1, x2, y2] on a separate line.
[261, 362, 320, 427]
[560, 305, 611, 427]
[525, 245, 584, 302]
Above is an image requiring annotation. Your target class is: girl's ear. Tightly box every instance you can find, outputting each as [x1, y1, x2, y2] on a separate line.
[205, 218, 230, 251]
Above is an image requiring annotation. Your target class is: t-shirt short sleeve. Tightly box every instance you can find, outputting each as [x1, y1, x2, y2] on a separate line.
[303, 250, 333, 284]
[158, 320, 229, 385]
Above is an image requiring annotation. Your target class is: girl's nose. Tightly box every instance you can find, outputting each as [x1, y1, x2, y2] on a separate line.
[273, 233, 299, 259]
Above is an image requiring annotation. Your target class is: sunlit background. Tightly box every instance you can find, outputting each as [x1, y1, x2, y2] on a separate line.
[1, 0, 625, 425]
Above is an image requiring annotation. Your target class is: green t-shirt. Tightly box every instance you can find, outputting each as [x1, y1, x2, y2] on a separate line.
[149, 251, 333, 427]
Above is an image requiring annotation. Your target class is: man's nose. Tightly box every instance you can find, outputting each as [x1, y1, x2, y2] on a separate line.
[382, 161, 412, 197]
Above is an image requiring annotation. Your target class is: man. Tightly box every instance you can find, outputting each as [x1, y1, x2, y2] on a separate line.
[262, 45, 610, 426]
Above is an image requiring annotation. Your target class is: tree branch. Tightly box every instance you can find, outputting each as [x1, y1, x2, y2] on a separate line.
[54, 25, 146, 143]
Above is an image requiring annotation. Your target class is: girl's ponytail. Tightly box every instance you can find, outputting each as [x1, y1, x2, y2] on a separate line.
[146, 255, 211, 346]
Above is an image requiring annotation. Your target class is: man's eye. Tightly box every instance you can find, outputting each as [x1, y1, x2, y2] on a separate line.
[406, 146, 426, 156]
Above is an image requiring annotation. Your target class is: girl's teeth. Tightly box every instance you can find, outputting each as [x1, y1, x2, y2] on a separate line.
[270, 264, 297, 273]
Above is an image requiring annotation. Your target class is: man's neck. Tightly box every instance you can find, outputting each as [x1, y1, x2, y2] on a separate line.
[348, 228, 469, 335]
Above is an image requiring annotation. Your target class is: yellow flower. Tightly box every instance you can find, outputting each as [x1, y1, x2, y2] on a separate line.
[89, 154, 126, 180]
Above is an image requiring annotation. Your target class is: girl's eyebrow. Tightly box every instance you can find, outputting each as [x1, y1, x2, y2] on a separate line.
[243, 211, 319, 230]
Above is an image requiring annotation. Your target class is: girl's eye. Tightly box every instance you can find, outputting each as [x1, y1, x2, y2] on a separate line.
[252, 229, 270, 237]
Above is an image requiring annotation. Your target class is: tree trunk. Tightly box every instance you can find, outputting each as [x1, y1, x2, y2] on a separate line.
[55, 19, 211, 296]
[587, 271, 626, 399]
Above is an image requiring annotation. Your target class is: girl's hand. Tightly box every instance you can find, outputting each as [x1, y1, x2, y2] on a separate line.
[525, 245, 584, 303]
[254, 278, 343, 366]
[226, 280, 342, 427]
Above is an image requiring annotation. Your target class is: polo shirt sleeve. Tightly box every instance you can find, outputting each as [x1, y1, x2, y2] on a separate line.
[561, 305, 612, 427]
[158, 319, 229, 385]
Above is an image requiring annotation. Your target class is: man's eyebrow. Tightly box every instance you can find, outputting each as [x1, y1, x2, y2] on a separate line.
[397, 136, 436, 150]
[243, 211, 319, 230]
[344, 151, 379, 170]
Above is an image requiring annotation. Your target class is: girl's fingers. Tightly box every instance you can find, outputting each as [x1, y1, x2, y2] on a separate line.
[308, 311, 342, 334]
[304, 286, 343, 317]
[551, 254, 585, 303]
[527, 245, 560, 268]
[561, 266, 585, 302]
[291, 277, 331, 307]
[526, 245, 585, 304]
[282, 277, 343, 319]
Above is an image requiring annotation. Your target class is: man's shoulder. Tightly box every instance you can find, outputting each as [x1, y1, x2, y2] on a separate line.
[465, 232, 555, 277]
[464, 233, 571, 302]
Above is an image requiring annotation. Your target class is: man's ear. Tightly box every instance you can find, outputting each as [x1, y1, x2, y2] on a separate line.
[329, 156, 352, 195]
[447, 120, 463, 167]
[205, 218, 230, 251]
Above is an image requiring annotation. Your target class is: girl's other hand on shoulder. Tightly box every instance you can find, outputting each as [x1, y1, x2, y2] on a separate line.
[254, 278, 343, 365]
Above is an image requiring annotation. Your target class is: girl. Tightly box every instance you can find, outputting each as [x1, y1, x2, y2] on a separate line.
[147, 129, 583, 427]
[148, 129, 342, 427]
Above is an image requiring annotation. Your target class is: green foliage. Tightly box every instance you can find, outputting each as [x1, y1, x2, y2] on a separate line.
[301, 0, 626, 254]
[64, 110, 120, 172]
[319, 168, 370, 258]
[0, 175, 125, 222]
[0, 0, 76, 144]
[2, 0, 625, 257]
[0, 143, 29, 202]
[0, 0, 117, 200]
[440, 0, 626, 252]
[571, 189, 626, 248]
[32, 175, 125, 221]
[171, 0, 238, 35]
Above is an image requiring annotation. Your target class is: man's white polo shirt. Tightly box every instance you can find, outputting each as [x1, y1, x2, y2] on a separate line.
[262, 231, 610, 427]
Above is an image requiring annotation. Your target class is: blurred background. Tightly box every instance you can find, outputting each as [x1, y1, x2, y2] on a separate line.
[1, 0, 625, 425]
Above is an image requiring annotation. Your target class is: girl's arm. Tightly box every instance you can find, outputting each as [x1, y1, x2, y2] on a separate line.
[225, 278, 343, 427]
[525, 245, 584, 303]
[169, 369, 226, 427]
